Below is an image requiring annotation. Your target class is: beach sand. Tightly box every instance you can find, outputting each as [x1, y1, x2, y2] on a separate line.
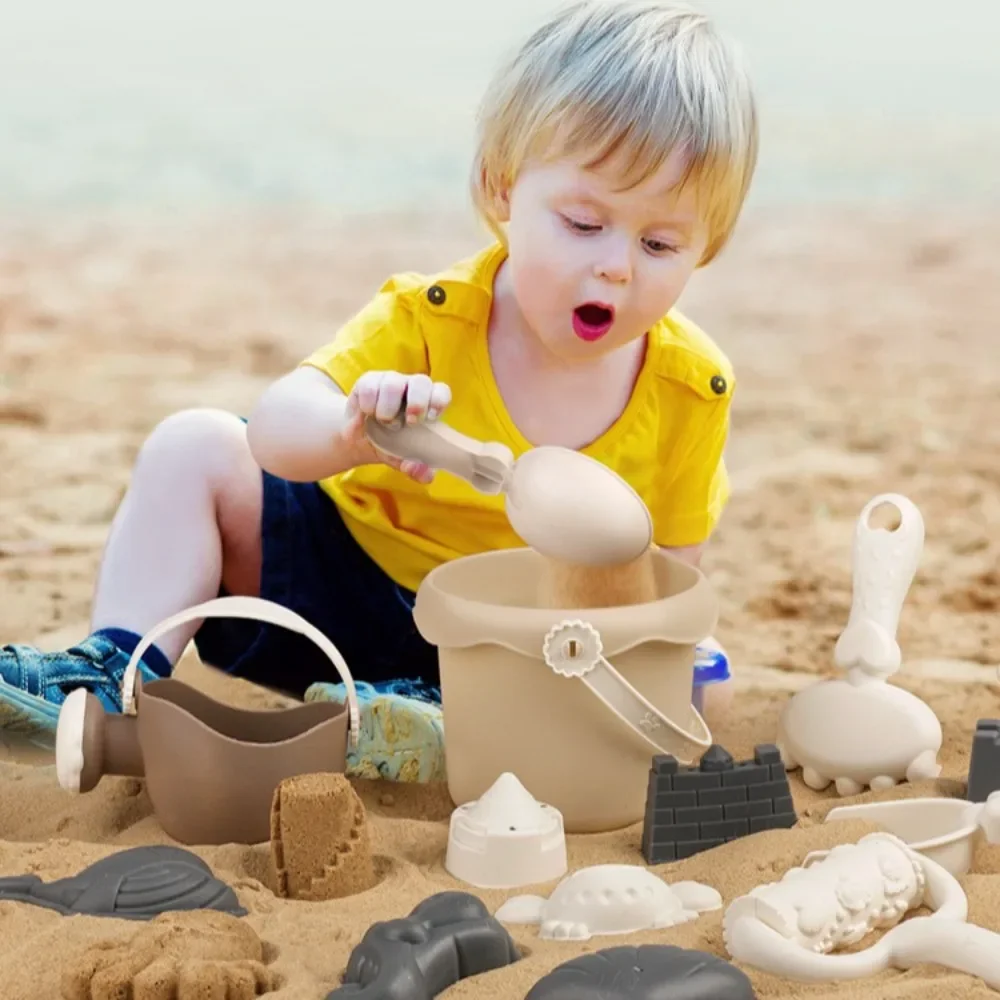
[1, 205, 1000, 998]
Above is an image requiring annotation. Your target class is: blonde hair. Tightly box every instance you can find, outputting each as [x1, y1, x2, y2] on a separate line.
[471, 0, 758, 265]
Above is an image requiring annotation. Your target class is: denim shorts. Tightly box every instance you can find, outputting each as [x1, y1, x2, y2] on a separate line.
[193, 471, 439, 699]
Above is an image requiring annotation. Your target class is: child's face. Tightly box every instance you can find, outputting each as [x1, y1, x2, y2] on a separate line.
[498, 150, 709, 361]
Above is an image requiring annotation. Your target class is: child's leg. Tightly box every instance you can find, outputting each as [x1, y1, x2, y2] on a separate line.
[0, 408, 263, 733]
[90, 408, 264, 655]
[188, 471, 446, 784]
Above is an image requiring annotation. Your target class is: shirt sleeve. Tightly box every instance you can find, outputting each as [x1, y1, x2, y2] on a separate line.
[300, 279, 429, 394]
[651, 396, 733, 548]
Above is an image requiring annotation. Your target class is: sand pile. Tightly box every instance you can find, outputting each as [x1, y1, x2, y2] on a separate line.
[1, 206, 999, 998]
[271, 772, 376, 902]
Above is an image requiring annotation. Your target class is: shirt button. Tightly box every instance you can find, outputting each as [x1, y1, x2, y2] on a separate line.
[710, 374, 727, 395]
[427, 284, 446, 305]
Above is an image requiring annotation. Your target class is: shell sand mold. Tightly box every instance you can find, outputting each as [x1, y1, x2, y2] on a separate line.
[496, 864, 723, 941]
[2, 210, 1000, 1000]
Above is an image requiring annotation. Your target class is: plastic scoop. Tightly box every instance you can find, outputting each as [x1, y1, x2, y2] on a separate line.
[833, 492, 925, 679]
[362, 406, 653, 567]
[777, 494, 942, 797]
[823, 791, 1000, 877]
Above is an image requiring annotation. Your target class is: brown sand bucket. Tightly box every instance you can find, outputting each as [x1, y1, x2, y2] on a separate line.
[413, 548, 718, 833]
[55, 596, 360, 845]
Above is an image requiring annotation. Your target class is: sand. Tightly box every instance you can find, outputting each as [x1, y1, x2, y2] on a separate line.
[2, 204, 1000, 998]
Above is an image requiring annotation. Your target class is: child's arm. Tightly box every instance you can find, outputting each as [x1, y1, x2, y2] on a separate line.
[247, 279, 447, 483]
[247, 365, 367, 482]
[247, 367, 450, 483]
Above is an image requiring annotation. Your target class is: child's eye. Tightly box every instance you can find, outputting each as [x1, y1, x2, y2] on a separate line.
[643, 238, 678, 255]
[562, 215, 601, 233]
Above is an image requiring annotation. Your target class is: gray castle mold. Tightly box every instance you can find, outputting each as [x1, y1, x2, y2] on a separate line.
[967, 720, 1000, 802]
[642, 743, 798, 864]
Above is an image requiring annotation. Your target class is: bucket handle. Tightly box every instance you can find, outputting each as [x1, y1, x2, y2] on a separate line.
[542, 619, 712, 761]
[120, 595, 360, 749]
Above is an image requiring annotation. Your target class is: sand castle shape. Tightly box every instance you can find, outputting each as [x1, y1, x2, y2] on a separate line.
[270, 772, 375, 902]
[446, 772, 567, 889]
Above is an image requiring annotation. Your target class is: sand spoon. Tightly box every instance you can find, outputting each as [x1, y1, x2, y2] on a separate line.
[362, 406, 654, 571]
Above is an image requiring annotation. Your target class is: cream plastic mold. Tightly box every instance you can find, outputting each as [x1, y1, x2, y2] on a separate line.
[777, 494, 942, 795]
[723, 832, 1000, 988]
[824, 791, 1000, 877]
[445, 773, 567, 889]
[495, 864, 721, 941]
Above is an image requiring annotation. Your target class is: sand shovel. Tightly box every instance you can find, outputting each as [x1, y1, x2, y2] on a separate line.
[362, 406, 652, 569]
[360, 399, 658, 610]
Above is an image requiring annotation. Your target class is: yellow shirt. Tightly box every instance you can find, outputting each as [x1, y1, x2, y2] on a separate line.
[303, 242, 735, 593]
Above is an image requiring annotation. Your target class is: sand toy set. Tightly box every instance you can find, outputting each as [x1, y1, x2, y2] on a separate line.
[32, 399, 1000, 996]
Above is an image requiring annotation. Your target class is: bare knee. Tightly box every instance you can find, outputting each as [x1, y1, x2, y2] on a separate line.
[135, 409, 254, 488]
[133, 408, 263, 594]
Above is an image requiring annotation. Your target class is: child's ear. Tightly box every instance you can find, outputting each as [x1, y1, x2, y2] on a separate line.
[493, 184, 511, 223]
[481, 165, 511, 222]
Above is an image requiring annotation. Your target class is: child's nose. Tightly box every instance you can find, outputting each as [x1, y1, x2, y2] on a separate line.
[593, 240, 632, 284]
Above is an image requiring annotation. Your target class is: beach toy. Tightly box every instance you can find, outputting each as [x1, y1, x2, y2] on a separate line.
[823, 791, 1000, 877]
[270, 772, 376, 901]
[326, 890, 520, 1000]
[362, 401, 652, 567]
[445, 771, 567, 889]
[723, 831, 1000, 989]
[967, 719, 1000, 802]
[777, 494, 942, 795]
[415, 546, 716, 833]
[642, 744, 798, 864]
[524, 945, 756, 1000]
[495, 864, 722, 941]
[55, 596, 360, 845]
[0, 845, 244, 919]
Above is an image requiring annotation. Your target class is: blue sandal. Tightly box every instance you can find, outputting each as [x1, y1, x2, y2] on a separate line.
[305, 679, 445, 784]
[0, 636, 158, 742]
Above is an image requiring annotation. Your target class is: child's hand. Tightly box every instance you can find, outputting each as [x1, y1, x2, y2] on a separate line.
[343, 371, 452, 484]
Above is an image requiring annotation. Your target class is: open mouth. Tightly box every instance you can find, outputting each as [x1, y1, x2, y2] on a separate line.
[572, 302, 615, 341]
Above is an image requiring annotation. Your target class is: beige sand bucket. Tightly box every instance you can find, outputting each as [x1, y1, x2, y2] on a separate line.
[413, 547, 718, 833]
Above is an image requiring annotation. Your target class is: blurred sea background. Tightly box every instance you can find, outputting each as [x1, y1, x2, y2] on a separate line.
[1, 0, 997, 221]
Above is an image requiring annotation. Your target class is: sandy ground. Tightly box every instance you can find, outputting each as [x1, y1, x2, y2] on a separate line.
[1, 205, 1000, 998]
